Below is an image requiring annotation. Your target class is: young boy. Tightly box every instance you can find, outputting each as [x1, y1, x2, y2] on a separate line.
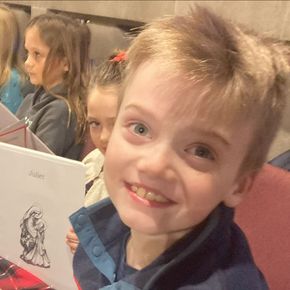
[70, 6, 290, 290]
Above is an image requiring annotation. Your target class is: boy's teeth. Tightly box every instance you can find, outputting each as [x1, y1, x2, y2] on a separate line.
[131, 185, 138, 192]
[132, 186, 169, 203]
[136, 187, 146, 198]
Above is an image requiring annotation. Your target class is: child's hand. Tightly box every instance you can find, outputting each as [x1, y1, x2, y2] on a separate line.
[66, 227, 79, 254]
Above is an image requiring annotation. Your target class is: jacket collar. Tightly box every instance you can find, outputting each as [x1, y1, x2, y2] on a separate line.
[32, 84, 67, 106]
[71, 199, 235, 289]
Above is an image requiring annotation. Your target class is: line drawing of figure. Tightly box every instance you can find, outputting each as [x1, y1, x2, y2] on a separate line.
[20, 205, 50, 268]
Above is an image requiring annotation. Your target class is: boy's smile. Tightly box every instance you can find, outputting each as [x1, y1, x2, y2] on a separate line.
[128, 183, 175, 206]
[104, 61, 254, 237]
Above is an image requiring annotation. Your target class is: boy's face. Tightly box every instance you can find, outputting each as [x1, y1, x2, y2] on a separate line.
[104, 61, 254, 236]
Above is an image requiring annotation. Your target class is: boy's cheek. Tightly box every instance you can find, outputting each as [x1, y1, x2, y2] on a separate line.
[109, 130, 128, 155]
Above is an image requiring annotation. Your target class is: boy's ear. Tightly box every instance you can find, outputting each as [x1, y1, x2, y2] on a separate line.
[223, 172, 257, 208]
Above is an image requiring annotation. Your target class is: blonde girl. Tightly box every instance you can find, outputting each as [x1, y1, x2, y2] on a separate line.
[16, 13, 87, 159]
[0, 4, 26, 113]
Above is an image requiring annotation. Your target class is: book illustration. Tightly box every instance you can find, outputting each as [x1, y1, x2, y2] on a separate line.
[20, 205, 51, 268]
[0, 142, 85, 289]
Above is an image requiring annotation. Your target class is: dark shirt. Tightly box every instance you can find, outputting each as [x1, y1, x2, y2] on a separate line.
[70, 198, 269, 290]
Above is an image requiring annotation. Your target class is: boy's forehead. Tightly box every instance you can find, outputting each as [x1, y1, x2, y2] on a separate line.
[123, 60, 254, 130]
[125, 61, 220, 118]
[125, 61, 199, 105]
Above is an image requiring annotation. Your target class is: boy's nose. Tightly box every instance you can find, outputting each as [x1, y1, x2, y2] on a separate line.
[136, 145, 175, 180]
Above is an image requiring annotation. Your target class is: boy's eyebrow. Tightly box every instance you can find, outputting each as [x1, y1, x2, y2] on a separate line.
[190, 128, 231, 147]
[124, 104, 157, 120]
[124, 104, 230, 147]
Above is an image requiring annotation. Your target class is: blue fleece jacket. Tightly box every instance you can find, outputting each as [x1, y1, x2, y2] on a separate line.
[70, 198, 269, 290]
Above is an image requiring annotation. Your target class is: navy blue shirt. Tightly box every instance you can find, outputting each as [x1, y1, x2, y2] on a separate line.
[70, 198, 269, 290]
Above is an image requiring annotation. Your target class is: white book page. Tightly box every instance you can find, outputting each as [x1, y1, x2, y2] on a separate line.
[0, 142, 85, 289]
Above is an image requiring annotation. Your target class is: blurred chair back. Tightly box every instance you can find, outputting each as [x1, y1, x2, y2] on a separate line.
[235, 164, 290, 290]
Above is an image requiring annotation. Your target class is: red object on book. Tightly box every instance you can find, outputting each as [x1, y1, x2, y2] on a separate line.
[0, 257, 53, 289]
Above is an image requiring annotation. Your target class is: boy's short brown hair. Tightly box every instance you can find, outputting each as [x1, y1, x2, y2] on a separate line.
[125, 6, 290, 174]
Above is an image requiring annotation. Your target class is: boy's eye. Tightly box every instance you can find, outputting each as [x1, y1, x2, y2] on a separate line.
[131, 123, 149, 136]
[187, 145, 215, 160]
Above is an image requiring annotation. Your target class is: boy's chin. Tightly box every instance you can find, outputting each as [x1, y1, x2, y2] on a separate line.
[118, 212, 163, 235]
[118, 212, 194, 237]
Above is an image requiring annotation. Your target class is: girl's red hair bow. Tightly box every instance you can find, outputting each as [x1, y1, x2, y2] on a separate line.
[111, 51, 127, 62]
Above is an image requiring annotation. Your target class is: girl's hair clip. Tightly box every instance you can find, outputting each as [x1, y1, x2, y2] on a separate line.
[111, 51, 127, 62]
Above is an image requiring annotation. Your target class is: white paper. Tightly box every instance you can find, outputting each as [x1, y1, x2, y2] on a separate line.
[0, 142, 85, 289]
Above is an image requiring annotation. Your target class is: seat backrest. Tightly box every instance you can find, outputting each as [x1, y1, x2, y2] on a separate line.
[87, 21, 131, 64]
[10, 7, 30, 59]
[235, 164, 290, 290]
